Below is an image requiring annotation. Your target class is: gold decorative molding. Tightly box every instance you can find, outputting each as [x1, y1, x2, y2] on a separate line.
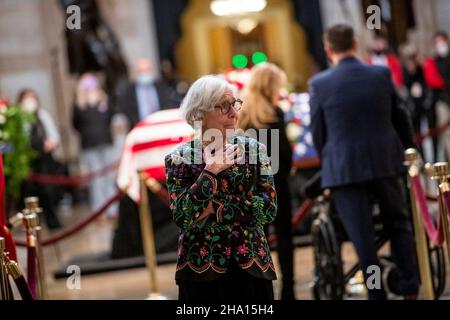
[175, 0, 311, 91]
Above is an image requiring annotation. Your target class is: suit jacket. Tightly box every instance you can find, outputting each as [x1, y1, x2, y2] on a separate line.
[72, 102, 113, 150]
[117, 81, 181, 128]
[309, 56, 406, 188]
[165, 135, 277, 282]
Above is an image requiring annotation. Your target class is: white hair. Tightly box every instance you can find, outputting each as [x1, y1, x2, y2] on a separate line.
[180, 75, 234, 127]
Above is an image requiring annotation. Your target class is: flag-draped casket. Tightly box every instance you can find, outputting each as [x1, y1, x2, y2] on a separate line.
[117, 108, 193, 202]
[111, 108, 193, 259]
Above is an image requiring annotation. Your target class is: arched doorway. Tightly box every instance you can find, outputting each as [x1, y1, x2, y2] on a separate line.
[175, 0, 312, 91]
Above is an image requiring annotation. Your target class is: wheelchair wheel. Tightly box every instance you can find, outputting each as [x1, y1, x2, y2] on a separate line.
[428, 244, 446, 299]
[311, 213, 345, 300]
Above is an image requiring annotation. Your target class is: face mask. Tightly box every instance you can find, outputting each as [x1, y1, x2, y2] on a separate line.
[22, 98, 38, 113]
[436, 42, 449, 57]
[137, 73, 154, 85]
[371, 49, 387, 56]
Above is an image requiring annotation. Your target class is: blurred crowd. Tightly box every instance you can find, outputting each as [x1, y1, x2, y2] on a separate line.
[365, 32, 450, 163]
[14, 58, 186, 230]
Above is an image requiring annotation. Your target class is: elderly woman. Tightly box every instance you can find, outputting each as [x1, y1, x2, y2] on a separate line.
[165, 75, 278, 301]
[72, 73, 117, 217]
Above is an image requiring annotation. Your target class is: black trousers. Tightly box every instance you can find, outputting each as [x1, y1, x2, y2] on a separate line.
[271, 177, 294, 299]
[418, 104, 438, 162]
[177, 262, 274, 301]
[332, 177, 419, 300]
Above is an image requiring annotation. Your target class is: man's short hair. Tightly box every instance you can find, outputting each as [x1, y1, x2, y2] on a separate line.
[324, 24, 355, 53]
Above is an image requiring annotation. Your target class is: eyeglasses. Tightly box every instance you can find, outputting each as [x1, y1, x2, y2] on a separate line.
[215, 98, 243, 115]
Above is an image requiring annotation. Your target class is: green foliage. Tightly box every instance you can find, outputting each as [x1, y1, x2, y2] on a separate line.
[0, 102, 36, 199]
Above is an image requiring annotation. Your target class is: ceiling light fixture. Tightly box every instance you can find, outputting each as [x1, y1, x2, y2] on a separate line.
[210, 0, 267, 16]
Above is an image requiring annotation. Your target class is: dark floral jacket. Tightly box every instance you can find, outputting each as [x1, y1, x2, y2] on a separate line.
[165, 135, 278, 282]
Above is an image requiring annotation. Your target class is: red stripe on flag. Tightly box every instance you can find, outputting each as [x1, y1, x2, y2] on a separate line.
[143, 167, 166, 181]
[131, 137, 188, 153]
[134, 118, 186, 129]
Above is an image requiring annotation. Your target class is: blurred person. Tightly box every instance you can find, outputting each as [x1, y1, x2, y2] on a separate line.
[165, 75, 278, 301]
[110, 58, 182, 257]
[116, 58, 181, 129]
[424, 31, 450, 103]
[160, 59, 189, 98]
[424, 31, 450, 161]
[17, 89, 62, 229]
[401, 45, 437, 161]
[401, 45, 428, 134]
[309, 25, 418, 300]
[110, 113, 129, 160]
[111, 58, 180, 259]
[72, 73, 117, 217]
[367, 36, 404, 90]
[238, 63, 295, 300]
[160, 59, 178, 90]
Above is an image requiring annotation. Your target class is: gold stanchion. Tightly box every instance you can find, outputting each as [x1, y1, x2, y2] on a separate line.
[430, 162, 450, 265]
[138, 172, 167, 300]
[0, 237, 12, 300]
[3, 250, 33, 300]
[404, 149, 435, 300]
[23, 197, 47, 299]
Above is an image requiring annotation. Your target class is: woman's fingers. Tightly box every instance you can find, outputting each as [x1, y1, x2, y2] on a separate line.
[205, 143, 243, 169]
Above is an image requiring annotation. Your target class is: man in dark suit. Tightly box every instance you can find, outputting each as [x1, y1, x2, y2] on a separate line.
[111, 58, 182, 260]
[309, 25, 418, 300]
[116, 58, 181, 128]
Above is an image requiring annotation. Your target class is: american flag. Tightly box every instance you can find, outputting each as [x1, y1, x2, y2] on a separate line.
[116, 108, 193, 202]
[284, 93, 318, 163]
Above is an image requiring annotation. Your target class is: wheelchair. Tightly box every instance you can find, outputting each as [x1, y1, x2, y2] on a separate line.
[304, 172, 447, 300]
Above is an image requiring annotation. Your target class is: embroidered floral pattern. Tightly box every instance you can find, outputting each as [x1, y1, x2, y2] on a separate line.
[165, 135, 278, 280]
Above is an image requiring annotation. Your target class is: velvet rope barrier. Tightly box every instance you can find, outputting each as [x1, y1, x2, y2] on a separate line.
[4, 254, 33, 301]
[11, 275, 33, 301]
[444, 191, 450, 221]
[142, 176, 170, 206]
[26, 245, 37, 299]
[415, 119, 450, 145]
[268, 198, 316, 245]
[15, 190, 123, 247]
[292, 198, 315, 228]
[411, 175, 444, 245]
[28, 160, 120, 187]
[427, 194, 439, 202]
